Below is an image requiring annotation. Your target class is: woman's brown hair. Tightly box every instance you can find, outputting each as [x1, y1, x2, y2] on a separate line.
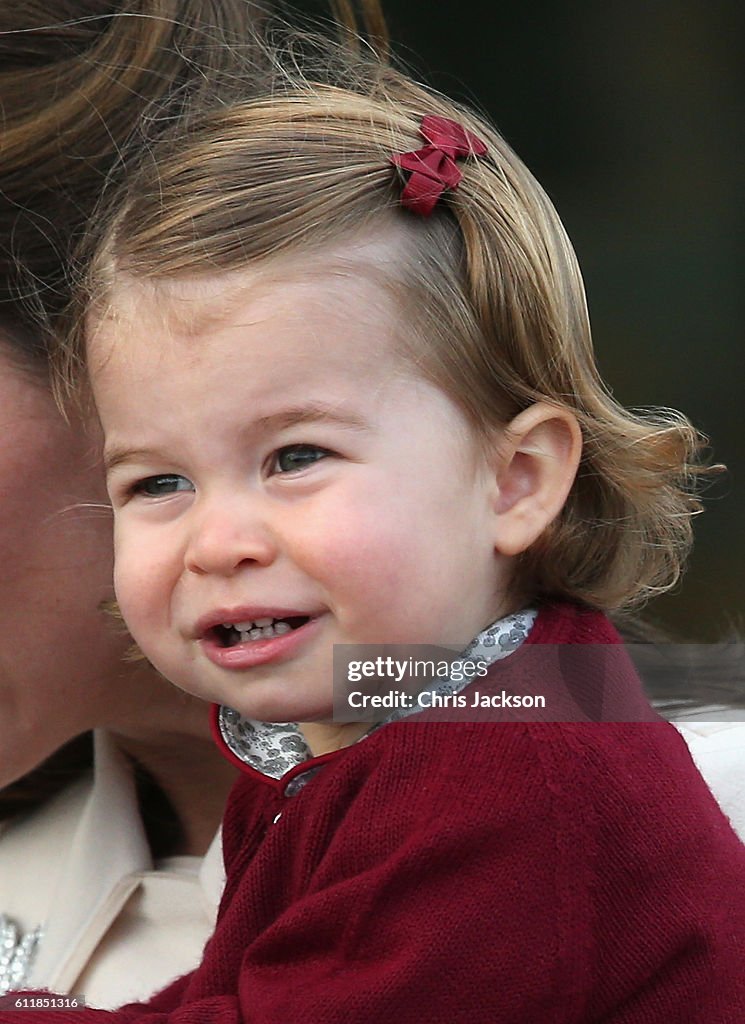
[0, 0, 272, 368]
[71, 27, 712, 619]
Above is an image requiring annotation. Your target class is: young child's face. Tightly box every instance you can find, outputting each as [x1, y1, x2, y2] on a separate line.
[90, 266, 509, 743]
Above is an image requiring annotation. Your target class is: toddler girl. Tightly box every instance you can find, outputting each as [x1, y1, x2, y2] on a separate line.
[13, 26, 745, 1024]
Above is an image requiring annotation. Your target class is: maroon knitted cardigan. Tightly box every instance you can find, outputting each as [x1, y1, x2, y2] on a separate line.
[7, 603, 745, 1022]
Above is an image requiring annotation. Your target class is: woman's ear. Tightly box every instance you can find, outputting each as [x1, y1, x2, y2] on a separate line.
[488, 403, 582, 557]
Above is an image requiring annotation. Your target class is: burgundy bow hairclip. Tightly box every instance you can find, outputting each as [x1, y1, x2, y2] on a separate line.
[390, 115, 488, 216]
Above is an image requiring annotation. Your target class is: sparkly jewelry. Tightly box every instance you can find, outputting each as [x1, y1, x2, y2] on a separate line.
[0, 914, 43, 994]
[390, 114, 488, 216]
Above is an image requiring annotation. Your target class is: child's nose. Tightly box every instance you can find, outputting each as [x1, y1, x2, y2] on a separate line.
[184, 497, 277, 576]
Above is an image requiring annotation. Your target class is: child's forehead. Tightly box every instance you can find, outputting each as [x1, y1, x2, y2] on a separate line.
[94, 227, 410, 346]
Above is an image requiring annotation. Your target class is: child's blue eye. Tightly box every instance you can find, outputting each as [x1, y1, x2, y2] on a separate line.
[272, 445, 330, 474]
[134, 474, 194, 497]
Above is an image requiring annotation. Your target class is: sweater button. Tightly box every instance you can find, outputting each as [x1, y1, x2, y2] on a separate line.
[272, 811, 282, 825]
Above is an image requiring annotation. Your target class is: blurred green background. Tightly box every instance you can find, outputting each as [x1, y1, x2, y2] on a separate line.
[305, 0, 744, 639]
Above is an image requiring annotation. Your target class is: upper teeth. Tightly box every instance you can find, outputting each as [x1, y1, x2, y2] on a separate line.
[230, 618, 274, 630]
[220, 617, 293, 640]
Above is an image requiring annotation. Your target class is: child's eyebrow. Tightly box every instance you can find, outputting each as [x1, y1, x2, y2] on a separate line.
[104, 446, 165, 473]
[252, 403, 371, 435]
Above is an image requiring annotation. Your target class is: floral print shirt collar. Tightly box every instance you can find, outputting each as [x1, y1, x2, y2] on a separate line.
[217, 609, 537, 787]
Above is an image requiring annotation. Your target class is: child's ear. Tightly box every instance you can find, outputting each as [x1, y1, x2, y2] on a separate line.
[487, 403, 582, 557]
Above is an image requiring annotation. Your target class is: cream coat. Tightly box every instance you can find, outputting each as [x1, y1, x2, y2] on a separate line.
[0, 731, 224, 1008]
[676, 717, 745, 841]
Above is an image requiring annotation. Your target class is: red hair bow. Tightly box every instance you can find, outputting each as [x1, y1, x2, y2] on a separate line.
[391, 115, 488, 216]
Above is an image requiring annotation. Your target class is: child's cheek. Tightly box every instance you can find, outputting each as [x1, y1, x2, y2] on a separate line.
[294, 497, 419, 609]
[113, 530, 164, 644]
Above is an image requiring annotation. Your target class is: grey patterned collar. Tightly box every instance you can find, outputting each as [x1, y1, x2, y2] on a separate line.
[218, 609, 537, 787]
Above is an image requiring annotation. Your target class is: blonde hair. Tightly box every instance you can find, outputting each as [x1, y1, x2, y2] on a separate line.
[62, 28, 710, 612]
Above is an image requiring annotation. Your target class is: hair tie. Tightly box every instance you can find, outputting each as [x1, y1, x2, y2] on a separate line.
[390, 115, 487, 217]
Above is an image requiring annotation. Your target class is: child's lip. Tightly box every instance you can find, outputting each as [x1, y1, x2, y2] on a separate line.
[193, 606, 317, 639]
[198, 614, 322, 671]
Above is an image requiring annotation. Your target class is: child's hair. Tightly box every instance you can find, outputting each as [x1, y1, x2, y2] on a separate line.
[60, 26, 711, 614]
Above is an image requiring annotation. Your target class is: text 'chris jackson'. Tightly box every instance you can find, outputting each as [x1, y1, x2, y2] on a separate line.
[346, 689, 546, 710]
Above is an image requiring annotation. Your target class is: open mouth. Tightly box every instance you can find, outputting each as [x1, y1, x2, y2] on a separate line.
[210, 616, 311, 648]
